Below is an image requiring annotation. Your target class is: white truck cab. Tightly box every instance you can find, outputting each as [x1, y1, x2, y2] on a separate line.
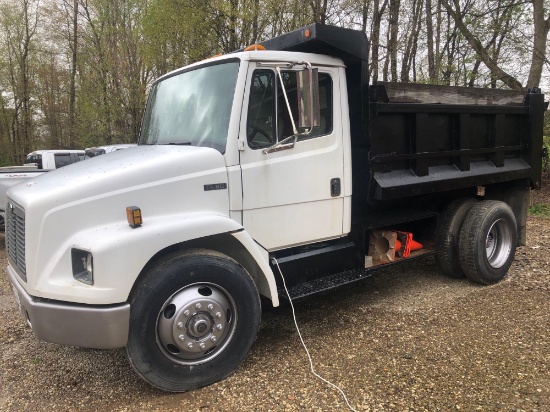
[6, 48, 348, 391]
[5, 24, 545, 392]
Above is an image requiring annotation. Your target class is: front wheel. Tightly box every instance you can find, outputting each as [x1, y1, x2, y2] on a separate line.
[459, 200, 517, 285]
[127, 250, 261, 392]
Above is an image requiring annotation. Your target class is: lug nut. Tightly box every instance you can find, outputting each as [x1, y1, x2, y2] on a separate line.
[178, 334, 185, 341]
[187, 342, 193, 349]
[208, 304, 214, 311]
[183, 310, 190, 317]
[200, 343, 205, 349]
[195, 303, 202, 309]
[216, 324, 223, 331]
[210, 336, 217, 343]
[215, 312, 222, 319]
[177, 322, 184, 329]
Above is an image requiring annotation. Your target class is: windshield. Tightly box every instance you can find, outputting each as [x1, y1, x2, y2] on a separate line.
[25, 155, 43, 169]
[140, 60, 240, 153]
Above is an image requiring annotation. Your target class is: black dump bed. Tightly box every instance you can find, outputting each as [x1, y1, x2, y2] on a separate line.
[254, 24, 545, 204]
[367, 83, 545, 200]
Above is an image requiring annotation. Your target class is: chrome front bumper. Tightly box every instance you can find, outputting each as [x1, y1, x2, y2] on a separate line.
[7, 264, 130, 349]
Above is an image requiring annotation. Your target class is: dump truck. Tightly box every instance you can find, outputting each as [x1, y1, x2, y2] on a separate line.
[5, 24, 545, 392]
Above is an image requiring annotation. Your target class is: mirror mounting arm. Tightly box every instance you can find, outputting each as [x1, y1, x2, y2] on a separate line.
[257, 60, 320, 155]
[276, 66, 299, 138]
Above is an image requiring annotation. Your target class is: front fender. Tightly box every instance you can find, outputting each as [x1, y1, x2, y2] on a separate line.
[31, 212, 276, 305]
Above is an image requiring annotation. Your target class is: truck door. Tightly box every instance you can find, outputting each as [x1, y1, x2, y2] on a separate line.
[239, 64, 345, 251]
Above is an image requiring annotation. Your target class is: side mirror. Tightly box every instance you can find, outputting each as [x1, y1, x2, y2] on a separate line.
[262, 61, 320, 154]
[296, 67, 320, 132]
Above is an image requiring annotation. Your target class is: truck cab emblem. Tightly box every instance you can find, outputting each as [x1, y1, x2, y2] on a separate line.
[204, 183, 227, 191]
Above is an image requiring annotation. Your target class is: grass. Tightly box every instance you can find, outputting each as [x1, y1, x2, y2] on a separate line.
[529, 203, 550, 218]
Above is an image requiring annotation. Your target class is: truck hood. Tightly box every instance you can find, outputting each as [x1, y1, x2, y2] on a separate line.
[7, 145, 231, 286]
[8, 145, 229, 215]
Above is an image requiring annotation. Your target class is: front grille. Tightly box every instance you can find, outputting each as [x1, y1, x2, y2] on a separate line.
[6, 199, 26, 281]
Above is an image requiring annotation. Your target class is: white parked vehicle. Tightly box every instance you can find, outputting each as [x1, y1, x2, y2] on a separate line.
[84, 144, 137, 158]
[5, 24, 545, 392]
[0, 166, 42, 230]
[1, 150, 85, 230]
[24, 149, 85, 169]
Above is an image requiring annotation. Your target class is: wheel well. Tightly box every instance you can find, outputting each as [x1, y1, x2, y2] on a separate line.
[484, 179, 530, 246]
[129, 232, 274, 305]
[436, 179, 530, 246]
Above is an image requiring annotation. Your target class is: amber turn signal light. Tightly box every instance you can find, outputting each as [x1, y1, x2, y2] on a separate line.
[126, 206, 142, 228]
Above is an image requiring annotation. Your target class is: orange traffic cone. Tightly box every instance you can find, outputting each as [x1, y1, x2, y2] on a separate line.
[394, 231, 423, 257]
[395, 238, 402, 254]
[409, 238, 423, 252]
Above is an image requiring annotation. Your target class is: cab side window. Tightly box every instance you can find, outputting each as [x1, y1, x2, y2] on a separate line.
[54, 153, 72, 168]
[247, 70, 277, 148]
[246, 69, 333, 149]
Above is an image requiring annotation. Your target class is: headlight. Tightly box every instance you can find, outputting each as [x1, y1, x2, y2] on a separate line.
[71, 248, 94, 285]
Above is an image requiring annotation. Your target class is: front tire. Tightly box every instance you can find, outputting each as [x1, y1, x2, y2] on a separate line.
[459, 200, 517, 285]
[126, 250, 261, 392]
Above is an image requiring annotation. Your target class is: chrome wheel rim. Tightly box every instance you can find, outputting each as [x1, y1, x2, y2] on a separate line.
[485, 219, 513, 269]
[156, 283, 237, 365]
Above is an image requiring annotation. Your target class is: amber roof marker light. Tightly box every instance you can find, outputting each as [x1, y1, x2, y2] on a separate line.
[244, 44, 266, 51]
[126, 206, 142, 228]
[304, 28, 312, 38]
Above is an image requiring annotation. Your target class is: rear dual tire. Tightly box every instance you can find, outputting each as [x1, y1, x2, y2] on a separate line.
[437, 199, 517, 285]
[436, 198, 478, 278]
[458, 200, 517, 285]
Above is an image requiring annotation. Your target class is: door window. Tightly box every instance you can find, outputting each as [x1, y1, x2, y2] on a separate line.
[54, 153, 72, 168]
[246, 69, 332, 149]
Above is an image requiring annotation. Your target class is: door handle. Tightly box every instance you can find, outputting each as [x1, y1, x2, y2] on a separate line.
[330, 178, 341, 197]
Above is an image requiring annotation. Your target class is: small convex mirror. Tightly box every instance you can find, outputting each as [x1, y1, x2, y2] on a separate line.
[297, 68, 320, 131]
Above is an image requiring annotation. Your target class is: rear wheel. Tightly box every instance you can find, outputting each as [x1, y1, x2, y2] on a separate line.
[436, 198, 478, 278]
[127, 250, 261, 392]
[459, 200, 517, 285]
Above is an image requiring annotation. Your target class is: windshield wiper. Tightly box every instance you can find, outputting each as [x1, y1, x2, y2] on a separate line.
[167, 142, 192, 146]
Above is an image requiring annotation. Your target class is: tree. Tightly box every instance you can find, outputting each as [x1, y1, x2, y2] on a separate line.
[527, 0, 550, 88]
[77, 0, 149, 146]
[66, 0, 78, 148]
[425, 0, 436, 81]
[370, 0, 388, 83]
[441, 0, 527, 90]
[0, 0, 40, 163]
[400, 0, 423, 83]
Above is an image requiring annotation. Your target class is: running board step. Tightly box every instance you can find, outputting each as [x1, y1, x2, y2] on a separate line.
[277, 250, 435, 301]
[278, 269, 375, 300]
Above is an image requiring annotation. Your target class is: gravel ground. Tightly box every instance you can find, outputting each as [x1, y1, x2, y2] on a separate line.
[1, 184, 549, 412]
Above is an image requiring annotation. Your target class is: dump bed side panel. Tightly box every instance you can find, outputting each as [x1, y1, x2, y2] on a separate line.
[366, 82, 545, 201]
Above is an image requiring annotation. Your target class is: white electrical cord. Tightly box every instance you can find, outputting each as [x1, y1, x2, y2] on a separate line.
[272, 258, 359, 412]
